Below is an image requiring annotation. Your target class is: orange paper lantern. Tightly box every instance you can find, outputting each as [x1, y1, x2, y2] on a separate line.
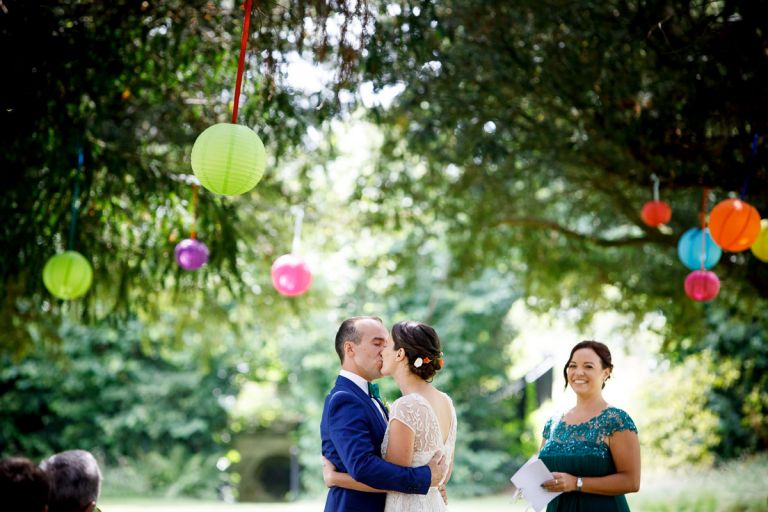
[708, 198, 761, 252]
[641, 200, 672, 227]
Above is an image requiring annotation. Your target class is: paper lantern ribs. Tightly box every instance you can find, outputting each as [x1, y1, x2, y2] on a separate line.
[709, 198, 761, 252]
[191, 123, 266, 196]
[43, 251, 93, 300]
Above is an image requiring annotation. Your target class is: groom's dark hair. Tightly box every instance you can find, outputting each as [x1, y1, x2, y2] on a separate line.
[335, 316, 383, 363]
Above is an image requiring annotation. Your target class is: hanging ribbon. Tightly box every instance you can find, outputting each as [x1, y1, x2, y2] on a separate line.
[651, 173, 660, 201]
[67, 149, 84, 251]
[291, 207, 304, 254]
[231, 0, 254, 124]
[190, 184, 199, 240]
[700, 187, 709, 270]
[740, 133, 760, 199]
[699, 188, 709, 230]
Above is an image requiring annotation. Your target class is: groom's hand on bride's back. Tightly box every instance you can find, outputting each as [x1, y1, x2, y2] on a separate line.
[427, 451, 446, 487]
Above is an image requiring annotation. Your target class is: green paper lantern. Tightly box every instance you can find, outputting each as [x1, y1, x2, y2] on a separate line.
[191, 123, 266, 195]
[43, 251, 93, 300]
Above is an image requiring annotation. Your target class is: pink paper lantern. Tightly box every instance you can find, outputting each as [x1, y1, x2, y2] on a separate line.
[684, 270, 720, 302]
[175, 238, 209, 271]
[271, 254, 312, 296]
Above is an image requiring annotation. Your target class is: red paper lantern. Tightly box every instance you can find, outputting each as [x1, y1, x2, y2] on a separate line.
[271, 254, 312, 297]
[708, 198, 761, 252]
[684, 270, 720, 302]
[641, 200, 672, 227]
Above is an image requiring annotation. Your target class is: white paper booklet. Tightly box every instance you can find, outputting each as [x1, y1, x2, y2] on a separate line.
[509, 455, 562, 512]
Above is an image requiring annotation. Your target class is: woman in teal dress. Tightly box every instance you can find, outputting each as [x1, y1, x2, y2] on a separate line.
[538, 340, 640, 511]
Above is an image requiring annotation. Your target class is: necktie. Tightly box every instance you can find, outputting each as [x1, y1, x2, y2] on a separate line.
[368, 382, 381, 400]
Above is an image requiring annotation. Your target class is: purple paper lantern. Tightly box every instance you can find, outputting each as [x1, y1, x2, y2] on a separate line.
[684, 270, 720, 302]
[175, 238, 209, 271]
[271, 254, 312, 296]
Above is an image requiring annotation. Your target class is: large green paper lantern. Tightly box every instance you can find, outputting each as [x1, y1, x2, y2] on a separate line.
[191, 123, 266, 196]
[43, 251, 93, 300]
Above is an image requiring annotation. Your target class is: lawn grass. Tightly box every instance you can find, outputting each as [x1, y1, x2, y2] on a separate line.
[101, 454, 768, 511]
[626, 454, 768, 512]
[100, 495, 528, 512]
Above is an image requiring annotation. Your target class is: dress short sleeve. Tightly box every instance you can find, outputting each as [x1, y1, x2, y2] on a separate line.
[390, 394, 432, 434]
[605, 407, 638, 435]
[542, 417, 553, 439]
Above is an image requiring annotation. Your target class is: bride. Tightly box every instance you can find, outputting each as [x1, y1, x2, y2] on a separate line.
[323, 320, 457, 511]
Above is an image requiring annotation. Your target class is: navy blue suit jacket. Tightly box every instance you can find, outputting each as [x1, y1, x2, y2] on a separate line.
[321, 375, 431, 511]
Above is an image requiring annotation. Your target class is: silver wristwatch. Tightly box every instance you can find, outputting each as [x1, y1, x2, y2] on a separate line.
[576, 477, 583, 492]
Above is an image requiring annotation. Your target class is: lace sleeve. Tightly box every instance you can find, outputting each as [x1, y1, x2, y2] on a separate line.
[542, 417, 553, 439]
[390, 395, 432, 433]
[606, 407, 638, 435]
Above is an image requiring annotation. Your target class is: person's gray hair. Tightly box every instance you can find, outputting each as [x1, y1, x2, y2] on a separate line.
[40, 450, 102, 512]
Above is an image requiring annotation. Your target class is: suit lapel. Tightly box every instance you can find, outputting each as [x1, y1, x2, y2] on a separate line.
[374, 395, 389, 420]
[336, 376, 388, 432]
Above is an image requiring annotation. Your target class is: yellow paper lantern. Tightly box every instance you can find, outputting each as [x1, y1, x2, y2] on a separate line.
[750, 219, 768, 262]
[43, 251, 93, 300]
[191, 123, 266, 196]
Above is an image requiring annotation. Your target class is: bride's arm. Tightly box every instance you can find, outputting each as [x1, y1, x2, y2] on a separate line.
[322, 456, 386, 493]
[383, 419, 416, 466]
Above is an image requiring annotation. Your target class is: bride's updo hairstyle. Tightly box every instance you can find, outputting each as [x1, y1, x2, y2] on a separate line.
[391, 320, 443, 381]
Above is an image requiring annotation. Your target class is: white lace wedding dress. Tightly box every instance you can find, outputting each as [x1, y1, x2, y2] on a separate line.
[381, 392, 457, 512]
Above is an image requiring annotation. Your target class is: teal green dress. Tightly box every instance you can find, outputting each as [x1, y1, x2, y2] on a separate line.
[539, 407, 637, 512]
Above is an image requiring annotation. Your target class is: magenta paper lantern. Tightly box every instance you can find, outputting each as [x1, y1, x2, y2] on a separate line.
[684, 270, 720, 302]
[175, 238, 209, 271]
[271, 254, 312, 296]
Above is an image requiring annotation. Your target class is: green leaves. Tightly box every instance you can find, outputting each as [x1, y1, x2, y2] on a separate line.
[0, 317, 241, 462]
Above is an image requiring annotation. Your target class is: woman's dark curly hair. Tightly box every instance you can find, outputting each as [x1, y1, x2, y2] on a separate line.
[391, 320, 444, 381]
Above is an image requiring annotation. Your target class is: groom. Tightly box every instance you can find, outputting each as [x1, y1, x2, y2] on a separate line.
[321, 316, 446, 511]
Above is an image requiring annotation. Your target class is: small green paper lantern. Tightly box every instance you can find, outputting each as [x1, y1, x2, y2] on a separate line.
[191, 123, 266, 195]
[43, 251, 93, 300]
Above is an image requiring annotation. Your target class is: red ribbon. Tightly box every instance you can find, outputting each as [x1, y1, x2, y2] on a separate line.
[699, 188, 709, 230]
[191, 184, 199, 240]
[699, 188, 709, 270]
[232, 0, 253, 124]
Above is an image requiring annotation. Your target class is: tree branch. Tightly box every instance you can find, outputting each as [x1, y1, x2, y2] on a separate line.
[494, 216, 669, 247]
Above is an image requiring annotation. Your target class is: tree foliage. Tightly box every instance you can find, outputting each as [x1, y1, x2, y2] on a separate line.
[0, 0, 371, 349]
[0, 316, 257, 494]
[356, 0, 768, 456]
[360, 0, 768, 305]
